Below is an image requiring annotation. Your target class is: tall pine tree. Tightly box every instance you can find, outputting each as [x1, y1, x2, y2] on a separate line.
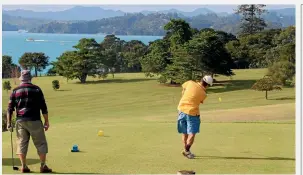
[235, 4, 267, 35]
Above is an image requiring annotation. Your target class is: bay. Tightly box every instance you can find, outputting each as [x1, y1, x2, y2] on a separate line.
[2, 31, 163, 73]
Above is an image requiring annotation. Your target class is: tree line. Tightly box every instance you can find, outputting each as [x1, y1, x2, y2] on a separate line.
[2, 5, 295, 86]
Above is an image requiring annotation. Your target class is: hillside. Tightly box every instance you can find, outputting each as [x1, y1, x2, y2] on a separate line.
[28, 12, 295, 35]
[2, 6, 125, 21]
[2, 7, 295, 35]
[2, 14, 52, 31]
[2, 6, 295, 20]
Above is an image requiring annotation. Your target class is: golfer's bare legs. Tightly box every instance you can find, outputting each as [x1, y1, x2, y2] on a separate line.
[187, 134, 195, 146]
[18, 154, 27, 167]
[39, 154, 46, 165]
[181, 134, 195, 159]
[182, 134, 188, 147]
[185, 134, 195, 154]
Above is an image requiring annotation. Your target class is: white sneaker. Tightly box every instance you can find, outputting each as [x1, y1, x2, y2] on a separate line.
[182, 150, 195, 159]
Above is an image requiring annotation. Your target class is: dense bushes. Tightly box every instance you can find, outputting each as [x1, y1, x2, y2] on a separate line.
[2, 110, 15, 132]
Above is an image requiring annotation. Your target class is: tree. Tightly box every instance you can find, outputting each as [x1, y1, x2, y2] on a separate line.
[235, 4, 267, 35]
[53, 38, 104, 83]
[52, 52, 76, 82]
[270, 26, 295, 64]
[265, 26, 295, 85]
[3, 81, 11, 93]
[184, 30, 234, 77]
[163, 46, 194, 84]
[191, 28, 199, 37]
[164, 19, 193, 47]
[226, 28, 281, 69]
[19, 52, 49, 77]
[200, 28, 237, 44]
[102, 49, 118, 78]
[2, 56, 20, 82]
[2, 55, 14, 78]
[267, 60, 295, 85]
[225, 40, 250, 69]
[47, 66, 57, 76]
[140, 39, 171, 77]
[147, 19, 193, 84]
[10, 65, 21, 85]
[251, 76, 282, 99]
[216, 30, 238, 44]
[291, 76, 295, 87]
[100, 35, 125, 77]
[121, 40, 147, 72]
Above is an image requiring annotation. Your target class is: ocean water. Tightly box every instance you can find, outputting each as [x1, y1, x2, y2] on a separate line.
[2, 31, 163, 73]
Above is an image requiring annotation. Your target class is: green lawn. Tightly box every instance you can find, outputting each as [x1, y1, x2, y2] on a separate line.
[2, 69, 296, 174]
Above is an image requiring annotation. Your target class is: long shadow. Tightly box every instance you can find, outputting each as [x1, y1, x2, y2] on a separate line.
[75, 78, 155, 84]
[56, 89, 72, 92]
[207, 80, 257, 94]
[2, 158, 40, 166]
[269, 97, 295, 100]
[195, 155, 295, 161]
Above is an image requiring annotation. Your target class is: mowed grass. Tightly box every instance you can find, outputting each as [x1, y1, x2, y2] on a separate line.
[2, 69, 296, 174]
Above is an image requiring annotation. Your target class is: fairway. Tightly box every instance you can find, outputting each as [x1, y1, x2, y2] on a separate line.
[2, 69, 296, 174]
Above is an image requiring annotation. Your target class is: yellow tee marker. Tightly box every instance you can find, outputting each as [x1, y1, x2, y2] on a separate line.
[98, 130, 104, 136]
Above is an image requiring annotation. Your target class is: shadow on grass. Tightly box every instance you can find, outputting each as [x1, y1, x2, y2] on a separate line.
[269, 97, 295, 100]
[56, 89, 72, 92]
[207, 80, 257, 93]
[195, 156, 295, 161]
[2, 158, 40, 166]
[75, 78, 155, 84]
[70, 151, 86, 153]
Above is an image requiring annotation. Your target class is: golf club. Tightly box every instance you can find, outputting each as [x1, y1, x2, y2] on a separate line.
[10, 126, 19, 171]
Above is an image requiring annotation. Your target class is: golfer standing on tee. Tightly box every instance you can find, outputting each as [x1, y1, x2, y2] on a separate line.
[177, 75, 213, 159]
[6, 70, 52, 173]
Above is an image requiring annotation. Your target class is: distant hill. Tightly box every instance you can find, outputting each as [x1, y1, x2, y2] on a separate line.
[2, 6, 125, 21]
[147, 8, 215, 17]
[2, 7, 295, 36]
[2, 6, 295, 21]
[27, 12, 295, 36]
[268, 8, 295, 16]
[2, 6, 215, 21]
[3, 21, 18, 31]
[28, 13, 177, 36]
[2, 14, 52, 31]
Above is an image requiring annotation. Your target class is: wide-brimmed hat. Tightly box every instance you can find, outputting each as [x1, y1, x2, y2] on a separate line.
[19, 70, 32, 81]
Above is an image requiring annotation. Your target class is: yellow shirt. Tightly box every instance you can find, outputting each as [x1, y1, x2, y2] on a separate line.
[177, 80, 207, 116]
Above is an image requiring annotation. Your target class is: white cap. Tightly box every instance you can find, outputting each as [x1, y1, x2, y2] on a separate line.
[202, 75, 213, 86]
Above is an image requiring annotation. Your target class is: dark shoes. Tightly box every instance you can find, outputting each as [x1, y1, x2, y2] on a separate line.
[20, 165, 52, 173]
[40, 165, 52, 173]
[21, 166, 31, 173]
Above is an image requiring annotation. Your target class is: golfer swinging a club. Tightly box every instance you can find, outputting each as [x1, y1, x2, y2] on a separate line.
[6, 70, 52, 173]
[177, 75, 213, 159]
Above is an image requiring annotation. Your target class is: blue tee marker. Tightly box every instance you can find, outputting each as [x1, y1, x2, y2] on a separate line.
[71, 145, 79, 152]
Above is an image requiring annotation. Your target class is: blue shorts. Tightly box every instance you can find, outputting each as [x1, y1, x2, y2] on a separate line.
[177, 111, 201, 134]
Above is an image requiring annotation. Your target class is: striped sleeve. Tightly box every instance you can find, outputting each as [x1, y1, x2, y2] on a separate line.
[39, 88, 48, 114]
[7, 91, 16, 114]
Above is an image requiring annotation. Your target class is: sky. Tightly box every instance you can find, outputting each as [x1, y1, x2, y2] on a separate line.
[2, 4, 295, 13]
